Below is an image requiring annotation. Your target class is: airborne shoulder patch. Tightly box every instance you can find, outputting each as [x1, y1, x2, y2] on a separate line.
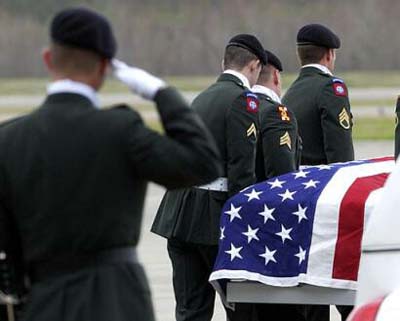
[332, 78, 347, 97]
[338, 107, 351, 129]
[245, 92, 259, 113]
[278, 105, 291, 122]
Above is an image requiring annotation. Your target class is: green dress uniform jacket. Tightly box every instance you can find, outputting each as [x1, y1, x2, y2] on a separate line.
[152, 73, 259, 245]
[282, 66, 354, 165]
[152, 73, 259, 321]
[0, 87, 220, 321]
[255, 91, 301, 181]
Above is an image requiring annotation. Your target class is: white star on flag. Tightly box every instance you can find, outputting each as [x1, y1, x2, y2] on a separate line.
[244, 189, 263, 202]
[220, 226, 225, 240]
[292, 204, 308, 223]
[317, 165, 332, 170]
[293, 170, 310, 179]
[259, 246, 277, 265]
[267, 178, 285, 189]
[295, 246, 307, 265]
[224, 204, 242, 222]
[258, 204, 275, 223]
[276, 224, 293, 243]
[225, 243, 243, 261]
[242, 225, 260, 243]
[278, 189, 296, 202]
[302, 179, 319, 189]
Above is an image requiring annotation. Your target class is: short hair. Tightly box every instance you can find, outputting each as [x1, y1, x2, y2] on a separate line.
[50, 43, 104, 74]
[257, 64, 275, 84]
[297, 45, 329, 65]
[223, 45, 258, 70]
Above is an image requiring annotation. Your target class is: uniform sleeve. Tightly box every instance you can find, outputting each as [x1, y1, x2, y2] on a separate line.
[318, 79, 354, 163]
[125, 87, 222, 189]
[226, 92, 259, 196]
[260, 104, 299, 179]
[394, 96, 400, 159]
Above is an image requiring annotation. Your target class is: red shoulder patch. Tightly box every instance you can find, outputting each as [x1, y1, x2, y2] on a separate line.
[333, 83, 347, 96]
[246, 93, 259, 113]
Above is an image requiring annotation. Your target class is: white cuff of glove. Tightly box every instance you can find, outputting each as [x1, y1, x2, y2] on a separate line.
[112, 59, 166, 100]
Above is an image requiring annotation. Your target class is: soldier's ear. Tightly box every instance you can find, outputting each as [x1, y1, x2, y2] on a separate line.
[273, 68, 280, 86]
[42, 47, 54, 72]
[249, 59, 261, 73]
[221, 59, 225, 71]
[326, 49, 335, 62]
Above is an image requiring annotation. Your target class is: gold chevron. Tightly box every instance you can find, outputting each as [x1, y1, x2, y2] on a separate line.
[280, 131, 291, 149]
[247, 123, 257, 138]
[338, 108, 350, 129]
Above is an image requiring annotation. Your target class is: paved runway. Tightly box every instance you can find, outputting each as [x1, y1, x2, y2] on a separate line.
[138, 140, 394, 321]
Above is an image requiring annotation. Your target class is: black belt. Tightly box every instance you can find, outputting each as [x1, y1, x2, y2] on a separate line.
[29, 246, 138, 283]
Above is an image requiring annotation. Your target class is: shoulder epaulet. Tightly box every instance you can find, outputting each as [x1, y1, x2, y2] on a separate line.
[0, 115, 26, 129]
[110, 104, 130, 111]
[244, 91, 259, 113]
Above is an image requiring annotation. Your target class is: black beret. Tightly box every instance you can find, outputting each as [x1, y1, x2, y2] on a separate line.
[265, 50, 283, 72]
[51, 7, 117, 59]
[297, 24, 341, 49]
[227, 34, 267, 65]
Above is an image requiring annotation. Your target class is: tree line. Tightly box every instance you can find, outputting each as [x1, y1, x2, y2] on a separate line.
[1, 0, 400, 77]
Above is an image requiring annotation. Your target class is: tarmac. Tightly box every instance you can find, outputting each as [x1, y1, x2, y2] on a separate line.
[138, 140, 394, 321]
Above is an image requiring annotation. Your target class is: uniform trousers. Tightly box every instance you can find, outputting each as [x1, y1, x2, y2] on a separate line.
[301, 304, 353, 321]
[167, 238, 256, 321]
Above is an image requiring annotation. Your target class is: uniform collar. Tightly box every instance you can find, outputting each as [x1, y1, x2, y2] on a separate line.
[251, 85, 281, 104]
[223, 70, 251, 89]
[47, 79, 100, 108]
[302, 63, 333, 76]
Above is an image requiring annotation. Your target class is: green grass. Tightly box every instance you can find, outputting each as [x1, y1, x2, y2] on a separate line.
[353, 117, 395, 140]
[143, 117, 395, 140]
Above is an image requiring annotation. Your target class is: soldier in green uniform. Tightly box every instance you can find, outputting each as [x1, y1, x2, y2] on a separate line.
[282, 24, 354, 321]
[0, 8, 221, 321]
[252, 50, 305, 321]
[152, 34, 267, 321]
[282, 24, 354, 166]
[253, 50, 302, 182]
[394, 97, 400, 158]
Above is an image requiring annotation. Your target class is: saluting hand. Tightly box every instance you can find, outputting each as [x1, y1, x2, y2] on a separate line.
[112, 59, 166, 100]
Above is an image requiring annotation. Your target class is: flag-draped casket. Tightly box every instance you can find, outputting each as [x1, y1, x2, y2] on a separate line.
[209, 157, 394, 302]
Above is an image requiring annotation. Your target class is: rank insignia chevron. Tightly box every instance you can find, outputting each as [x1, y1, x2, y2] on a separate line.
[247, 123, 257, 138]
[338, 107, 351, 129]
[280, 131, 292, 149]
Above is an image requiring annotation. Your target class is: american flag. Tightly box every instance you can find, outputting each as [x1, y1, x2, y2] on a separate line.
[209, 157, 394, 299]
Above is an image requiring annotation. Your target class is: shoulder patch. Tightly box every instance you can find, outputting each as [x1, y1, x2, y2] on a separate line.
[277, 105, 291, 122]
[332, 78, 344, 83]
[332, 78, 348, 97]
[245, 92, 259, 113]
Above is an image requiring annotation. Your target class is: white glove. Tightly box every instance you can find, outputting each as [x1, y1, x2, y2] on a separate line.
[112, 59, 166, 100]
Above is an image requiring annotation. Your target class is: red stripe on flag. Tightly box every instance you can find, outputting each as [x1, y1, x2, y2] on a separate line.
[369, 156, 394, 163]
[332, 173, 389, 280]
